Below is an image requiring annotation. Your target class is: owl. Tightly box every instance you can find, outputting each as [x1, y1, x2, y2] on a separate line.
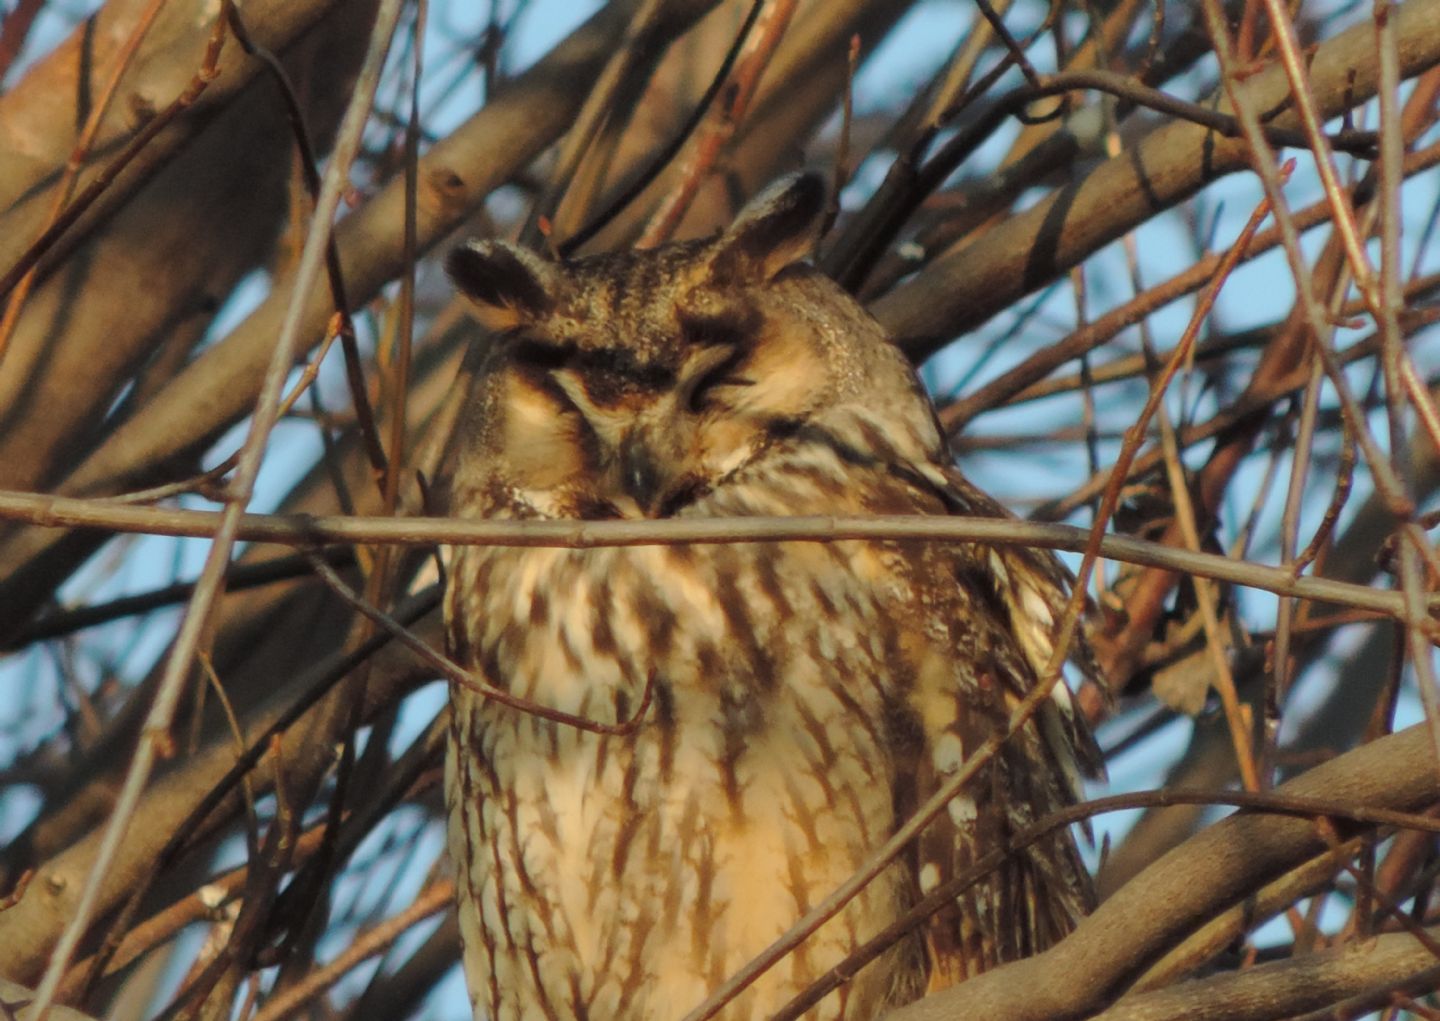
[437, 173, 1098, 1021]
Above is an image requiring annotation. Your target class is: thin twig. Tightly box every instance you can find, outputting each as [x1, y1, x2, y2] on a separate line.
[0, 491, 1435, 620]
[250, 879, 453, 1021]
[520, 0, 670, 249]
[7, 547, 355, 647]
[637, 0, 799, 246]
[225, 5, 389, 478]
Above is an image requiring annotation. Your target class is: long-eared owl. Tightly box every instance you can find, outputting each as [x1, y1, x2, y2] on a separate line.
[438, 173, 1098, 1020]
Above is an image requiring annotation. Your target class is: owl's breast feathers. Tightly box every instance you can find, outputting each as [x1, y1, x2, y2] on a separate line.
[443, 428, 1091, 1020]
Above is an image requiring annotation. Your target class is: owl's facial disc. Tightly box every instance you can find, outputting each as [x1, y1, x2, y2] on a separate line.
[447, 173, 838, 521]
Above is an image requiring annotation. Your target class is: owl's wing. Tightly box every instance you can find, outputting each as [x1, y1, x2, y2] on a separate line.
[935, 465, 1106, 776]
[903, 463, 1102, 988]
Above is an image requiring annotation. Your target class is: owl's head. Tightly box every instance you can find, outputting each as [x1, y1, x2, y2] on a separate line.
[440, 173, 940, 520]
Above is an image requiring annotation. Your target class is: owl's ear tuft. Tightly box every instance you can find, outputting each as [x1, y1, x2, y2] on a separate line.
[446, 240, 561, 332]
[710, 173, 827, 284]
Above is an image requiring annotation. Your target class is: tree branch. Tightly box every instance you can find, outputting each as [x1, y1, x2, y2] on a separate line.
[1088, 930, 1440, 1021]
[0, 491, 1430, 619]
[872, 0, 1440, 357]
[883, 724, 1440, 1021]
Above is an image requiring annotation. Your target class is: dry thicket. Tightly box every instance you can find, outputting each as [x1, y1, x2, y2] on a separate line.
[1, 0, 1439, 1019]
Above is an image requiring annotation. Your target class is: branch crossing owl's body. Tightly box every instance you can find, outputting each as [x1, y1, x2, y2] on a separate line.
[440, 175, 1097, 1020]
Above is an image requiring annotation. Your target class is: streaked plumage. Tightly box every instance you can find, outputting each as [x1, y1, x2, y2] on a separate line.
[438, 174, 1097, 1020]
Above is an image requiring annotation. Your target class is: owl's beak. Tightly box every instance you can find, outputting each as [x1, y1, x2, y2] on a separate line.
[617, 432, 699, 518]
[618, 432, 666, 516]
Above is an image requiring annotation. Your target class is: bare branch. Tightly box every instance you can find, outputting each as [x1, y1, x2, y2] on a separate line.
[872, 0, 1440, 356]
[884, 724, 1440, 1021]
[0, 492, 1428, 619]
